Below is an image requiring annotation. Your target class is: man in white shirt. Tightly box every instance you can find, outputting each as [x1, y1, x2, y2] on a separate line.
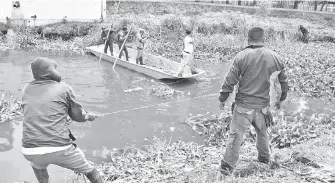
[136, 29, 147, 65]
[178, 29, 196, 77]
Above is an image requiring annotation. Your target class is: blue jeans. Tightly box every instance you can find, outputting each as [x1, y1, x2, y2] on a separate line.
[223, 105, 270, 168]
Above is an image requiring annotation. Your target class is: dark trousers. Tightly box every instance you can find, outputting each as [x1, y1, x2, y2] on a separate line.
[136, 48, 144, 65]
[118, 43, 129, 61]
[104, 42, 113, 56]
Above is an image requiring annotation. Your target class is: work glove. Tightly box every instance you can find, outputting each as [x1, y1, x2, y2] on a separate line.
[219, 102, 225, 110]
[264, 110, 274, 127]
[85, 113, 97, 121]
[219, 92, 229, 110]
[275, 101, 282, 110]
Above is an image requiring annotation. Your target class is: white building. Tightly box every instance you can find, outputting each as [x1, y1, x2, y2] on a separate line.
[0, 0, 107, 26]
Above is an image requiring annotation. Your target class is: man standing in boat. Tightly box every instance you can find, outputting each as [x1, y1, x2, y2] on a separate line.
[178, 27, 196, 77]
[136, 29, 147, 65]
[218, 27, 289, 175]
[117, 26, 129, 61]
[101, 25, 114, 56]
[21, 57, 104, 183]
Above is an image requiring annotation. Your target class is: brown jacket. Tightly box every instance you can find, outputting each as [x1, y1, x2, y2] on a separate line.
[220, 45, 288, 109]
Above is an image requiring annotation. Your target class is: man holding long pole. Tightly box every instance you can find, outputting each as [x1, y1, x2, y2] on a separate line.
[218, 27, 289, 175]
[98, 1, 120, 63]
[178, 28, 196, 77]
[136, 29, 147, 65]
[101, 25, 115, 56]
[117, 26, 130, 61]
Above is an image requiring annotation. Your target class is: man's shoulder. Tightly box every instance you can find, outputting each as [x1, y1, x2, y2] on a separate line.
[241, 47, 279, 57]
[52, 82, 73, 92]
[263, 47, 279, 55]
[235, 49, 251, 60]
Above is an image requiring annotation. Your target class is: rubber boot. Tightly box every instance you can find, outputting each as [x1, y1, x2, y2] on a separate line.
[258, 155, 270, 165]
[85, 168, 104, 183]
[220, 160, 233, 176]
[32, 167, 50, 183]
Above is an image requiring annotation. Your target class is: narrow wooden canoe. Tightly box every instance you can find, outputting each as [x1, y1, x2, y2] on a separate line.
[85, 44, 205, 80]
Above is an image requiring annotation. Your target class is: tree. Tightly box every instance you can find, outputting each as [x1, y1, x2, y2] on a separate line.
[319, 1, 335, 11]
[238, 0, 242, 5]
[320, 1, 327, 11]
[253, 0, 257, 6]
[314, 1, 318, 11]
[293, 1, 302, 9]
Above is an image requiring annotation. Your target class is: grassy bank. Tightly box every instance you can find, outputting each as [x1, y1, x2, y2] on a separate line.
[66, 110, 335, 183]
[1, 93, 334, 183]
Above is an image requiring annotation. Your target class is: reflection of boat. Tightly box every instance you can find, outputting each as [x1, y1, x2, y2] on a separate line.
[85, 44, 205, 80]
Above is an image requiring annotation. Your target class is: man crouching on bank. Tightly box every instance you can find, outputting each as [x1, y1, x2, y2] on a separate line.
[21, 57, 104, 183]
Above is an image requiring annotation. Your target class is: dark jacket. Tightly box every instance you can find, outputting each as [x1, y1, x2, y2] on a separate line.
[22, 57, 88, 148]
[220, 45, 289, 109]
[101, 30, 113, 44]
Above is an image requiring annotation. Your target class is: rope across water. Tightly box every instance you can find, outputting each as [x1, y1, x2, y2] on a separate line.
[97, 93, 218, 116]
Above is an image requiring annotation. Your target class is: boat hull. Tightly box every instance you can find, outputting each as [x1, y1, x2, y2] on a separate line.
[86, 44, 205, 80]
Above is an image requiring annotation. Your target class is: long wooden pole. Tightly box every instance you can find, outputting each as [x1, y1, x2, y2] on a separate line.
[113, 26, 132, 69]
[98, 1, 121, 63]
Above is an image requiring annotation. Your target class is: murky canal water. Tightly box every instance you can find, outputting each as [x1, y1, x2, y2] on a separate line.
[0, 50, 334, 182]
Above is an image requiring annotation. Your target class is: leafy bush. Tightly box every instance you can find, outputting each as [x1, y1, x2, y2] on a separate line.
[270, 112, 334, 148]
[185, 110, 334, 149]
[269, 42, 335, 98]
[0, 92, 22, 123]
[0, 22, 9, 35]
[161, 16, 184, 32]
[196, 22, 234, 35]
[42, 22, 96, 41]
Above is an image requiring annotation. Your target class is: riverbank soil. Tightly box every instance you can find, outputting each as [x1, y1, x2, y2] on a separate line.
[0, 1, 334, 183]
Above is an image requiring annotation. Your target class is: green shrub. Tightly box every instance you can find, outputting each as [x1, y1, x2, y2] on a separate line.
[196, 22, 234, 35]
[42, 22, 96, 41]
[161, 16, 184, 32]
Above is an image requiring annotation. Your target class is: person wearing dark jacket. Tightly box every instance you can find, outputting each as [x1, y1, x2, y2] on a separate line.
[101, 26, 114, 56]
[117, 26, 129, 61]
[218, 27, 289, 175]
[21, 57, 104, 183]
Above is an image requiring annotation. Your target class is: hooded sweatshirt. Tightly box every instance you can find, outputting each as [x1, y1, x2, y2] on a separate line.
[21, 57, 88, 150]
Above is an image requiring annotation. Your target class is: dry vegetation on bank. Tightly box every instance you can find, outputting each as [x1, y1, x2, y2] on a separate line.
[67, 110, 335, 183]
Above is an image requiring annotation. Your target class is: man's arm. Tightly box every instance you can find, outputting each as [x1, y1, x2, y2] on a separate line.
[120, 31, 128, 40]
[101, 31, 106, 40]
[189, 37, 194, 45]
[272, 52, 289, 109]
[278, 69, 288, 101]
[219, 54, 242, 103]
[141, 35, 147, 43]
[272, 52, 289, 102]
[66, 86, 96, 122]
